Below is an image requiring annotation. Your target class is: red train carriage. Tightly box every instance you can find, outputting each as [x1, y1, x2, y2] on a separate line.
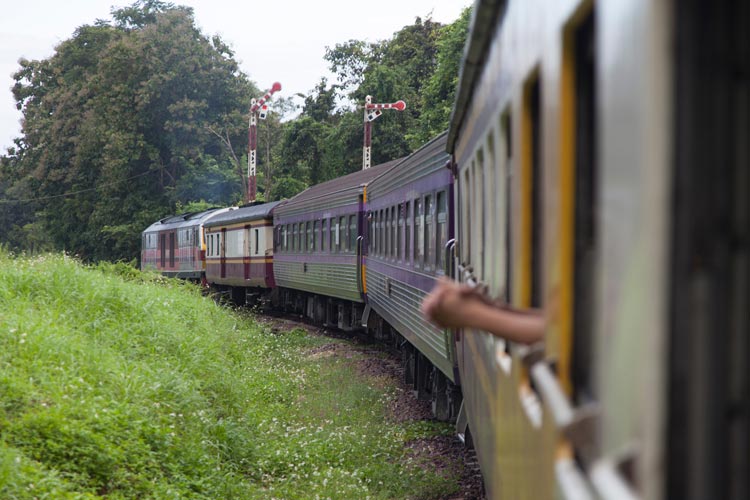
[204, 201, 283, 305]
[140, 208, 230, 280]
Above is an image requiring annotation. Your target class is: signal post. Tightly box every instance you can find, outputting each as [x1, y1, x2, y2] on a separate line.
[362, 95, 406, 170]
[248, 81, 282, 203]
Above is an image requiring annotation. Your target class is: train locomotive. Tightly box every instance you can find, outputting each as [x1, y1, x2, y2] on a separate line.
[140, 207, 231, 282]
[142, 0, 748, 498]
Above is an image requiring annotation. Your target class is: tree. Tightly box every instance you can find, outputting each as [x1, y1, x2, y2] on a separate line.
[418, 7, 471, 143]
[6, 1, 256, 261]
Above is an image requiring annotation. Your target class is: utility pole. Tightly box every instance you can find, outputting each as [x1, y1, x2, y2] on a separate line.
[362, 95, 406, 170]
[248, 82, 282, 203]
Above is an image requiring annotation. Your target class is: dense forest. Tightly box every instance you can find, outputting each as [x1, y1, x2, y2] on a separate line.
[0, 0, 470, 262]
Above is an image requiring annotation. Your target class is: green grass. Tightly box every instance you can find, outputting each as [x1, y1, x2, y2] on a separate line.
[0, 251, 460, 499]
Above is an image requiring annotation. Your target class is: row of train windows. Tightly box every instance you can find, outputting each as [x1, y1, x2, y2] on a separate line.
[369, 190, 448, 273]
[278, 215, 358, 254]
[142, 229, 198, 250]
[205, 229, 261, 258]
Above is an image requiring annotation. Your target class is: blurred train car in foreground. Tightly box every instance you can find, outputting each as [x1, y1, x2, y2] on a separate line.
[447, 0, 748, 498]
[140, 208, 230, 281]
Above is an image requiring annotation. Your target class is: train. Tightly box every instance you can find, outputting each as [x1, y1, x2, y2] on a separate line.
[142, 0, 748, 499]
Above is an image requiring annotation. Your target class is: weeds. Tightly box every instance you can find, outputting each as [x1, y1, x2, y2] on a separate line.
[0, 251, 459, 499]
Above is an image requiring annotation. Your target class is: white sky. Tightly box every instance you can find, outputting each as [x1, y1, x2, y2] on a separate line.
[0, 0, 470, 152]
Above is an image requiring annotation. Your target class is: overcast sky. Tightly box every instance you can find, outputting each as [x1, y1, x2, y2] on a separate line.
[0, 0, 470, 152]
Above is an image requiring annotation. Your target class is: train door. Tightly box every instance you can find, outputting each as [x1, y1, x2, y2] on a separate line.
[669, 1, 749, 498]
[160, 233, 166, 269]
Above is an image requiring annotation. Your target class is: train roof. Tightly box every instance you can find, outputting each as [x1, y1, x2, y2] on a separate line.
[274, 158, 403, 217]
[142, 207, 228, 234]
[446, 0, 508, 154]
[203, 200, 284, 228]
[367, 131, 450, 197]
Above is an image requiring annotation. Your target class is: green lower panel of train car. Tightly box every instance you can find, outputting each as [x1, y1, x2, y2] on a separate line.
[275, 261, 361, 303]
[366, 270, 455, 381]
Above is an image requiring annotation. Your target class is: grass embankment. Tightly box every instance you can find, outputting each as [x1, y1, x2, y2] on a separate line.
[0, 252, 458, 499]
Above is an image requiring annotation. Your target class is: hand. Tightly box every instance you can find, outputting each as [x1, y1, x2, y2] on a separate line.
[421, 278, 487, 329]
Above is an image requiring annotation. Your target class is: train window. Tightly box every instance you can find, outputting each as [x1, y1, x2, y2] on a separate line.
[437, 191, 447, 272]
[405, 201, 411, 264]
[372, 212, 377, 255]
[521, 69, 543, 307]
[387, 208, 391, 258]
[415, 197, 424, 267]
[328, 217, 338, 253]
[390, 207, 395, 258]
[473, 150, 485, 281]
[669, 2, 748, 496]
[169, 232, 175, 267]
[339, 216, 346, 252]
[307, 221, 313, 253]
[313, 220, 319, 251]
[370, 213, 374, 254]
[484, 132, 497, 288]
[425, 194, 434, 271]
[383, 208, 391, 259]
[567, 7, 597, 403]
[501, 110, 513, 303]
[349, 215, 357, 251]
[391, 206, 396, 259]
[322, 219, 327, 252]
[255, 229, 260, 255]
[334, 218, 340, 252]
[397, 204, 404, 261]
[379, 209, 384, 257]
[462, 167, 472, 269]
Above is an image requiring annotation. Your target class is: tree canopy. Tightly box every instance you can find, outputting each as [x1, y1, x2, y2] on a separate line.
[0, 3, 470, 262]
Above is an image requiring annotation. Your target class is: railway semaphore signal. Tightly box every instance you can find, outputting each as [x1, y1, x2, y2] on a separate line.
[362, 95, 406, 170]
[247, 82, 282, 203]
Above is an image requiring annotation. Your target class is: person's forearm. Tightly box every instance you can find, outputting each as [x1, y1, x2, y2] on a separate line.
[466, 302, 545, 344]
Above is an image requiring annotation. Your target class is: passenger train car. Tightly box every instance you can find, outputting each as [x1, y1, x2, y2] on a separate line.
[363, 132, 459, 420]
[448, 0, 748, 499]
[140, 208, 230, 281]
[203, 201, 282, 305]
[272, 159, 400, 330]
